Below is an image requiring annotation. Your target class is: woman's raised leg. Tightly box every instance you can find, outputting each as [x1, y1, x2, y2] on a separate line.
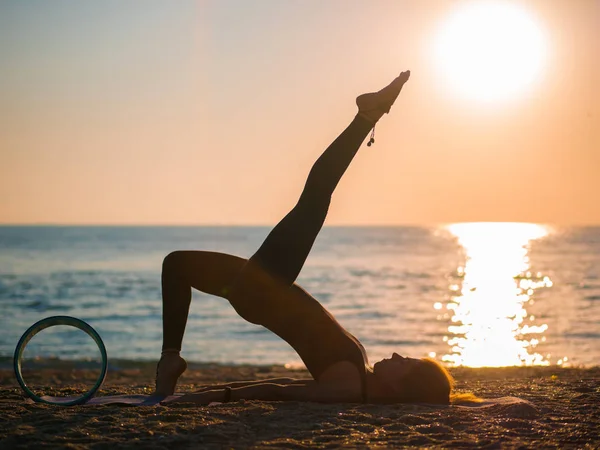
[249, 70, 411, 285]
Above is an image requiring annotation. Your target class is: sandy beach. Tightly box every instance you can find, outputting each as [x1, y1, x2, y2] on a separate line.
[0, 362, 598, 449]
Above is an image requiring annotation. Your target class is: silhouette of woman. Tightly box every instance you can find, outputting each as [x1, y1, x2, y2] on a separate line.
[155, 70, 454, 404]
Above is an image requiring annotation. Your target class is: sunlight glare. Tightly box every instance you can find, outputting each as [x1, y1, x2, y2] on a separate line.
[442, 223, 555, 367]
[432, 1, 548, 103]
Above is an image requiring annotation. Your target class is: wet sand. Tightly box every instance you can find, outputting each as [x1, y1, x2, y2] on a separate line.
[1, 362, 599, 449]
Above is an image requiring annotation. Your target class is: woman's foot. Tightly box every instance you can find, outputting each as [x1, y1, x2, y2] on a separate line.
[356, 70, 411, 125]
[154, 351, 187, 396]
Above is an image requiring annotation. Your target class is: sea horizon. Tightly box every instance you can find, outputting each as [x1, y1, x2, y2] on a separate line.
[2, 224, 599, 368]
[2, 222, 599, 227]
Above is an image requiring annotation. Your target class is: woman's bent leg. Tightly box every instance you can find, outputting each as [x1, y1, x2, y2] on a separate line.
[156, 251, 246, 395]
[161, 251, 247, 351]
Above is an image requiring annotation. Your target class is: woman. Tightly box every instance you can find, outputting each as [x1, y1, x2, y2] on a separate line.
[156, 70, 454, 405]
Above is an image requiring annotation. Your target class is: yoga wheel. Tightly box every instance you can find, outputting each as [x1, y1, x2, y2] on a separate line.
[13, 316, 108, 406]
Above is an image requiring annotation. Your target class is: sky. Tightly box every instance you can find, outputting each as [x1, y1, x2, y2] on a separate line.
[1, 0, 598, 226]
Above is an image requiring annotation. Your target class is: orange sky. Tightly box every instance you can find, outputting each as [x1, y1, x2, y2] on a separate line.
[1, 0, 598, 225]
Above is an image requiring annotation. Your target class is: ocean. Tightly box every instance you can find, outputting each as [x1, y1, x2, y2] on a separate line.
[1, 224, 599, 369]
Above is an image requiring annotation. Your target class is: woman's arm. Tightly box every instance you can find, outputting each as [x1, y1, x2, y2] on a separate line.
[172, 381, 361, 404]
[191, 377, 312, 393]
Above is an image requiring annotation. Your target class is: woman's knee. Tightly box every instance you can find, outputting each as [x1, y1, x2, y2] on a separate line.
[162, 251, 188, 279]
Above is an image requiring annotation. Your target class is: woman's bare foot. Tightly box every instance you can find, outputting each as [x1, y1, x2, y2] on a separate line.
[356, 70, 411, 124]
[155, 351, 187, 396]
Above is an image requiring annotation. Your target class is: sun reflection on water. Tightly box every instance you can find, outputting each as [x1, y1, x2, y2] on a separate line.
[442, 223, 555, 367]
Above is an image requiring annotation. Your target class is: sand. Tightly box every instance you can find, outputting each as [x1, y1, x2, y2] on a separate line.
[1, 362, 599, 449]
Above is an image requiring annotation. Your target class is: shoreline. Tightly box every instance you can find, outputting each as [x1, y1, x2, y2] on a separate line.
[1, 364, 599, 448]
[3, 355, 596, 369]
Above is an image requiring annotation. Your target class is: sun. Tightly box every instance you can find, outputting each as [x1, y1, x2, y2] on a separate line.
[432, 1, 548, 103]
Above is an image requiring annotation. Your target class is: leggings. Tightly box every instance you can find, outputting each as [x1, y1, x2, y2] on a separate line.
[162, 114, 373, 351]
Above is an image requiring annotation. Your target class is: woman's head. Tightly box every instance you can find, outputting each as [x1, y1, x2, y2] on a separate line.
[372, 353, 453, 404]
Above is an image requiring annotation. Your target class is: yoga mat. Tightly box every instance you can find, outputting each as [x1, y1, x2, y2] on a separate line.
[29, 394, 535, 410]
[34, 394, 182, 406]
